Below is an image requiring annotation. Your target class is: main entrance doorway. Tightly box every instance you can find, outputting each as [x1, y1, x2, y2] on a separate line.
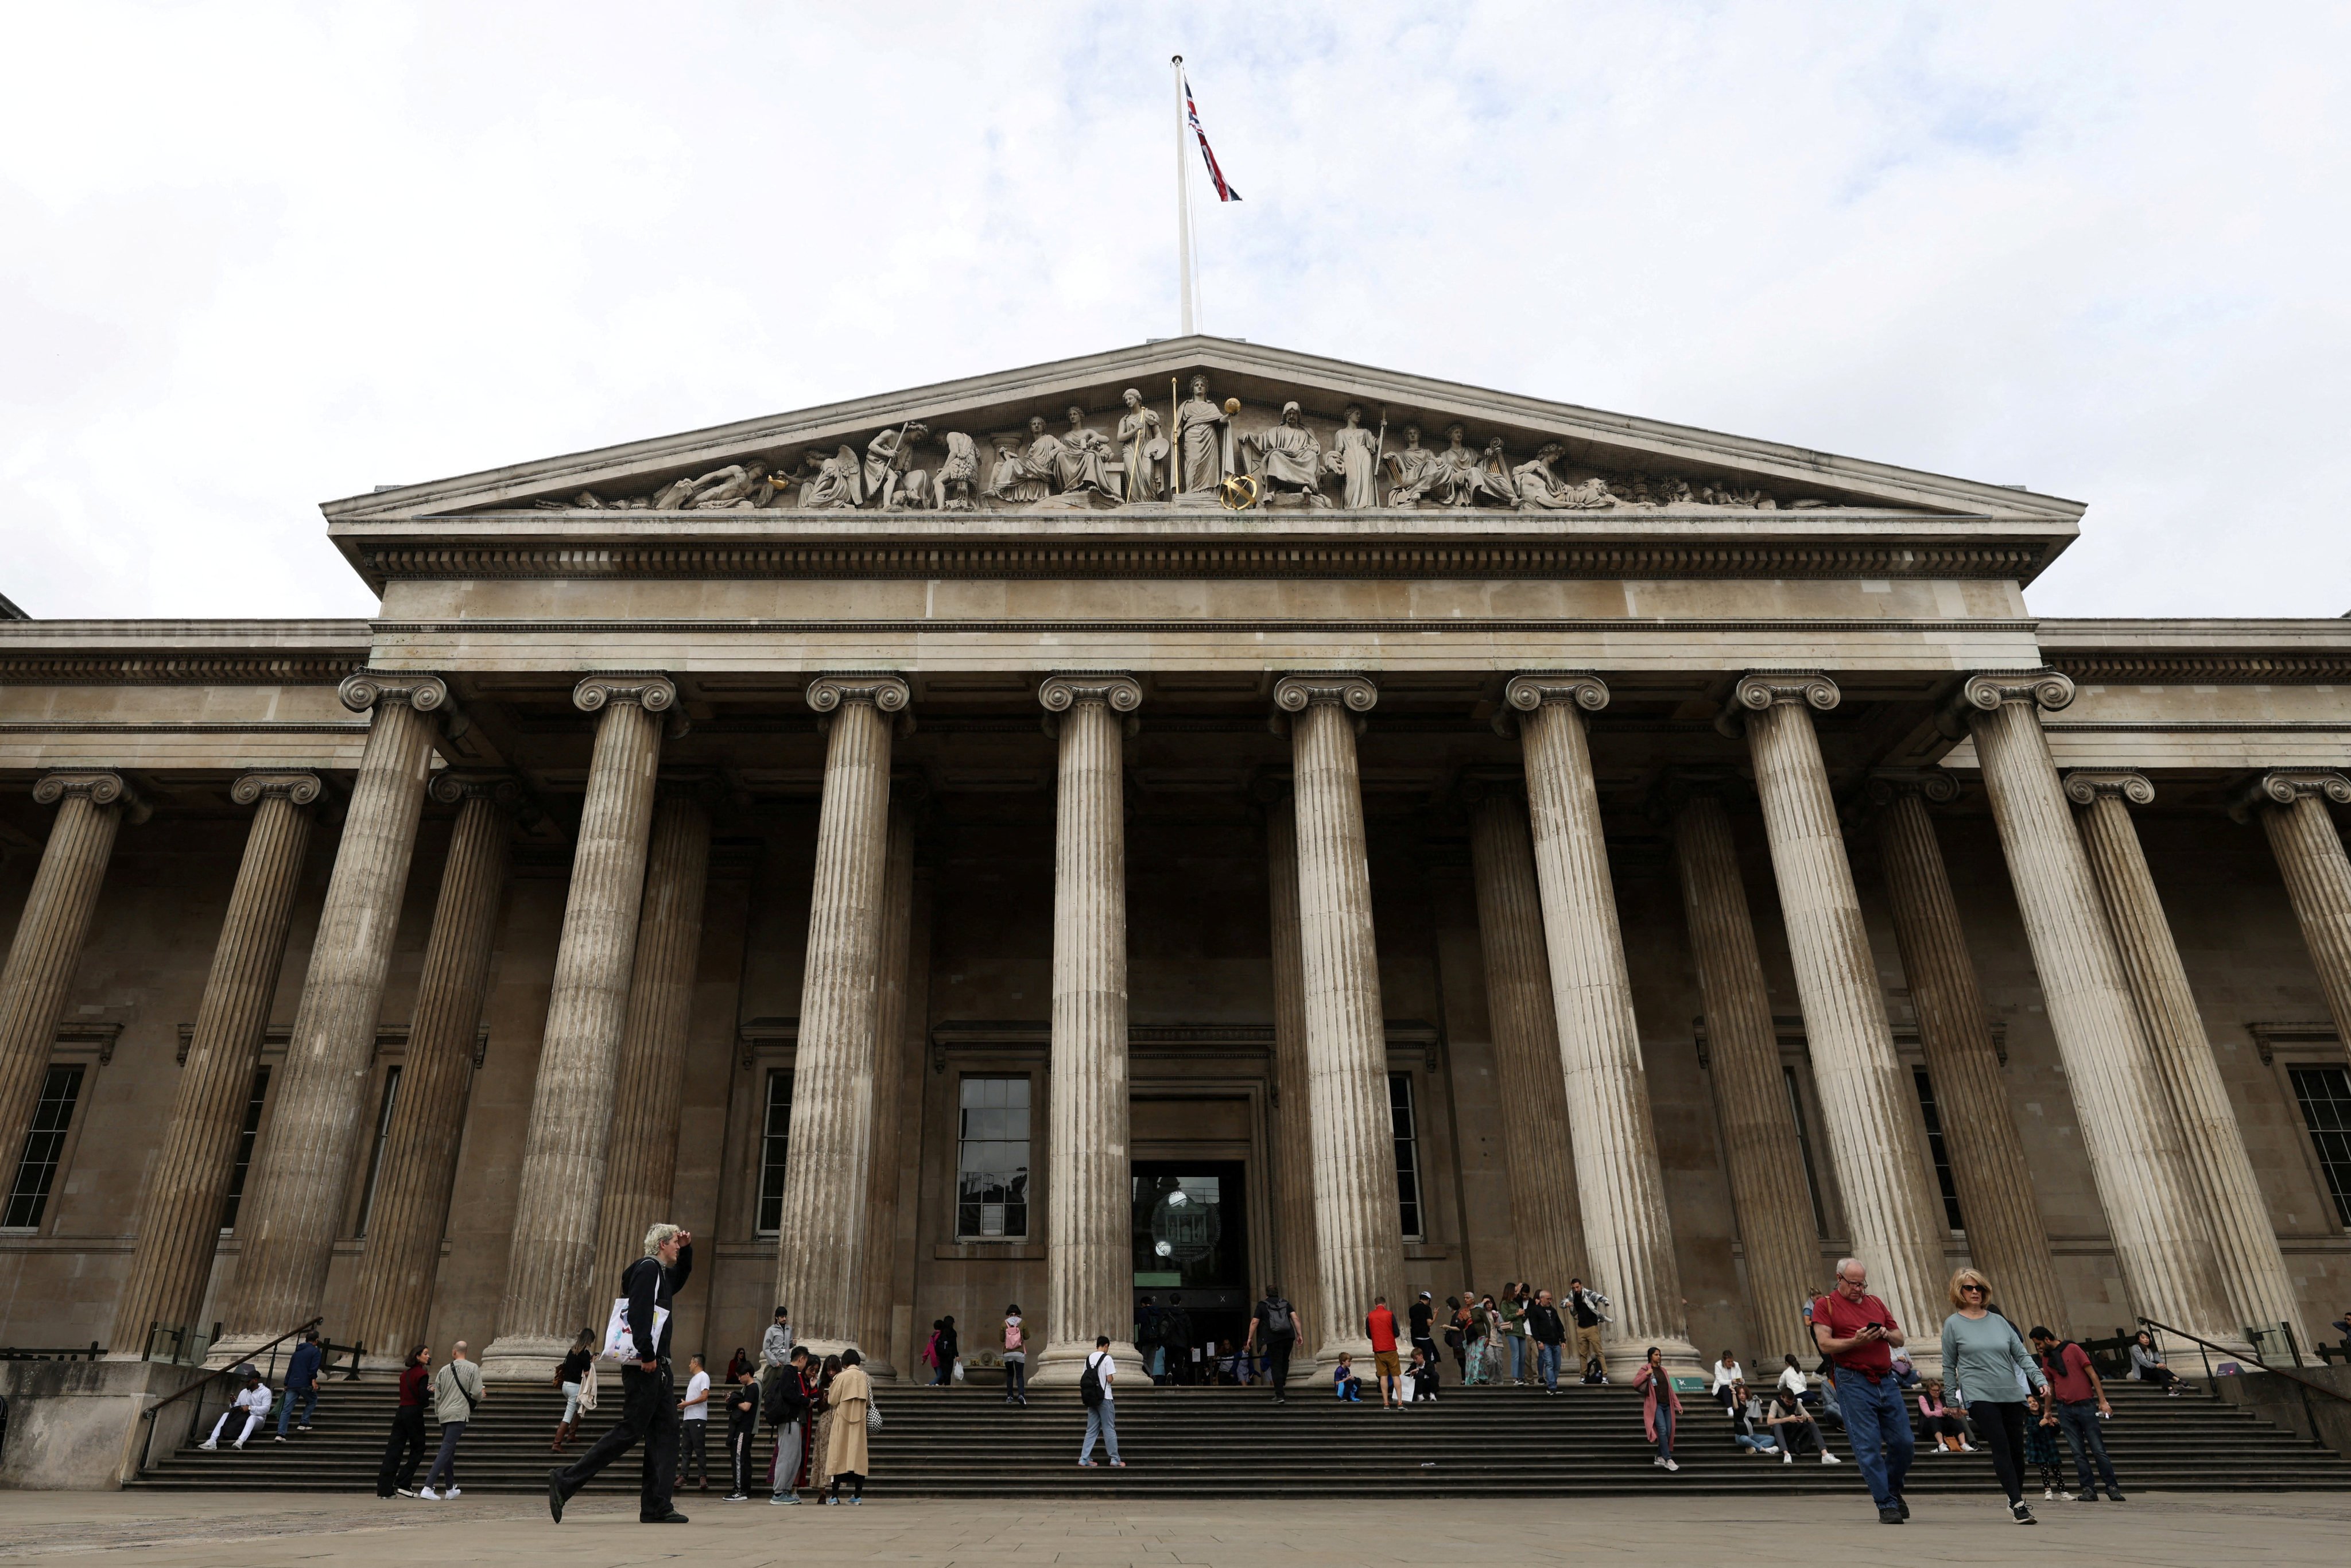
[1131, 1160, 1248, 1377]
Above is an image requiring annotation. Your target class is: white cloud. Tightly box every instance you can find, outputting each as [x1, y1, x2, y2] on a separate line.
[2, 1, 2344, 618]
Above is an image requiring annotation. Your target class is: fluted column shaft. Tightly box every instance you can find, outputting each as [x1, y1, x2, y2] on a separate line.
[1962, 679, 2237, 1346]
[110, 778, 316, 1355]
[1874, 784, 2065, 1332]
[0, 776, 131, 1173]
[770, 677, 905, 1353]
[1736, 681, 1947, 1371]
[483, 680, 672, 1377]
[1467, 787, 1586, 1301]
[1037, 677, 1140, 1380]
[2075, 777, 2299, 1339]
[1277, 678, 1405, 1364]
[855, 799, 919, 1376]
[222, 680, 444, 1352]
[589, 794, 713, 1317]
[347, 783, 515, 1365]
[1265, 794, 1324, 1355]
[2257, 780, 2351, 1047]
[1503, 676, 1693, 1368]
[1669, 791, 1821, 1365]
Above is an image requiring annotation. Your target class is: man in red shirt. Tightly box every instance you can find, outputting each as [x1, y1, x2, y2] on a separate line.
[1811, 1257, 1914, 1525]
[2029, 1325, 2123, 1502]
[1365, 1297, 1403, 1410]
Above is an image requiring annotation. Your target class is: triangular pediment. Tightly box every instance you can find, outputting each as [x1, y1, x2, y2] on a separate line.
[321, 337, 2082, 523]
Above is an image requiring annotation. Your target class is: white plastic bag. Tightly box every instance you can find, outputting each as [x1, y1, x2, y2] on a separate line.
[951, 1357, 965, 1383]
[600, 1296, 671, 1361]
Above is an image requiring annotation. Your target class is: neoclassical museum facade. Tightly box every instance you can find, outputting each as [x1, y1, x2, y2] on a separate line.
[4, 340, 2349, 1478]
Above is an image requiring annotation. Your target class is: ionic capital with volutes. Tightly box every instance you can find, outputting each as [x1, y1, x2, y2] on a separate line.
[1493, 673, 1608, 735]
[2228, 770, 2351, 823]
[1862, 769, 1964, 809]
[1039, 673, 1143, 713]
[1273, 673, 1379, 714]
[32, 771, 149, 824]
[1712, 672, 1837, 739]
[231, 773, 324, 808]
[574, 672, 678, 713]
[2062, 771, 2155, 808]
[805, 673, 910, 713]
[1934, 669, 2075, 739]
[428, 771, 529, 811]
[338, 670, 452, 716]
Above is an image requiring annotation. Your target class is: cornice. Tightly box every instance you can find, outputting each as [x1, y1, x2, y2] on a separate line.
[368, 615, 2039, 638]
[0, 654, 366, 685]
[2050, 654, 2351, 686]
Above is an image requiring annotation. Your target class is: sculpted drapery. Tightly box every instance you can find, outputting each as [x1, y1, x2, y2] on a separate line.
[1329, 405, 1379, 509]
[1118, 389, 1164, 502]
[1174, 374, 1231, 496]
[1247, 402, 1326, 504]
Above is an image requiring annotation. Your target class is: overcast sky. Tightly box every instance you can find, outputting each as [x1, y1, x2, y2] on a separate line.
[5, 2, 2345, 622]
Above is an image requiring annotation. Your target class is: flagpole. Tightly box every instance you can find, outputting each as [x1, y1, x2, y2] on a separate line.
[1173, 54, 1194, 337]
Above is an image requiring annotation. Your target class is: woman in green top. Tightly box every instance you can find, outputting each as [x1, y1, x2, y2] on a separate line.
[1938, 1267, 2050, 1526]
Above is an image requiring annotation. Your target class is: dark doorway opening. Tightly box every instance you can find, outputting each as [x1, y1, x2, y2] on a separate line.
[1131, 1160, 1248, 1380]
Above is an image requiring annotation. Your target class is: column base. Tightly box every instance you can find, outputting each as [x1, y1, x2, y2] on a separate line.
[479, 1332, 572, 1384]
[1029, 1338, 1145, 1390]
[1312, 1334, 1374, 1375]
[1601, 1334, 1704, 1380]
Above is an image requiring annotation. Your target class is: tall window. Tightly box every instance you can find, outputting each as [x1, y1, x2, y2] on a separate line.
[4, 1065, 86, 1229]
[755, 1069, 794, 1235]
[956, 1076, 1030, 1239]
[354, 1066, 403, 1239]
[1780, 1065, 1829, 1239]
[1389, 1072, 1423, 1240]
[2290, 1065, 2351, 1227]
[219, 1066, 271, 1233]
[1912, 1067, 1965, 1232]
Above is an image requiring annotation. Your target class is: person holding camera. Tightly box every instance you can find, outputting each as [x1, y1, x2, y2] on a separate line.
[1811, 1257, 1914, 1526]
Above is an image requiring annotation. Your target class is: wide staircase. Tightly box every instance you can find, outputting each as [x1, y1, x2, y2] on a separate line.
[134, 1378, 2351, 1499]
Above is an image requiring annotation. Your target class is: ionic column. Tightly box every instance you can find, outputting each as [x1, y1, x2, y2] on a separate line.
[1957, 674, 2237, 1347]
[1499, 674, 1694, 1369]
[348, 775, 518, 1366]
[769, 675, 907, 1355]
[588, 790, 714, 1312]
[1463, 781, 1586, 1303]
[1275, 676, 1406, 1365]
[109, 775, 315, 1357]
[2071, 771, 2299, 1339]
[482, 675, 675, 1379]
[1666, 784, 1820, 1365]
[1869, 774, 2065, 1333]
[1035, 675, 1143, 1384]
[0, 773, 139, 1170]
[2243, 771, 2351, 1047]
[855, 793, 920, 1377]
[1263, 787, 1322, 1356]
[1729, 674, 1947, 1371]
[219, 675, 447, 1354]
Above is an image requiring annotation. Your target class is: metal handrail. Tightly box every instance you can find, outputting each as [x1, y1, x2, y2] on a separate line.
[132, 1316, 322, 1477]
[2136, 1316, 2348, 1453]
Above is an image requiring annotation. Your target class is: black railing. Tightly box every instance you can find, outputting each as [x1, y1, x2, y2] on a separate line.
[0, 1342, 104, 1362]
[133, 1317, 321, 1478]
[2137, 1315, 2350, 1451]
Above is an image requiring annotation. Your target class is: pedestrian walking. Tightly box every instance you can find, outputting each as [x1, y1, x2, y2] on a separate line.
[1003, 1305, 1028, 1406]
[2023, 1388, 2071, 1500]
[552, 1330, 593, 1451]
[1564, 1279, 1610, 1383]
[1525, 1288, 1567, 1393]
[823, 1349, 874, 1504]
[1162, 1294, 1195, 1384]
[1133, 1294, 1163, 1384]
[199, 1367, 272, 1450]
[421, 1339, 483, 1499]
[678, 1353, 712, 1492]
[1635, 1346, 1682, 1471]
[2029, 1325, 2125, 1504]
[1367, 1295, 1404, 1410]
[547, 1221, 695, 1527]
[721, 1368, 759, 1500]
[1811, 1257, 1915, 1526]
[1500, 1283, 1529, 1385]
[1077, 1334, 1123, 1466]
[376, 1345, 432, 1498]
[1244, 1284, 1299, 1403]
[1444, 1294, 1468, 1379]
[274, 1329, 323, 1440]
[932, 1316, 959, 1388]
[763, 1346, 813, 1504]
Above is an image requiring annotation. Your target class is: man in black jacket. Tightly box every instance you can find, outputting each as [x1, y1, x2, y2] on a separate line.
[721, 1369, 760, 1501]
[1526, 1290, 1568, 1394]
[765, 1346, 813, 1504]
[549, 1222, 692, 1526]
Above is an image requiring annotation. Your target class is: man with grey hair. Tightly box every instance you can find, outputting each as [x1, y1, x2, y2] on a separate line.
[549, 1222, 694, 1526]
[1811, 1256, 1914, 1526]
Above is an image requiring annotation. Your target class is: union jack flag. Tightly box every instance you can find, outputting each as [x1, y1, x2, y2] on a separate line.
[1184, 75, 1241, 202]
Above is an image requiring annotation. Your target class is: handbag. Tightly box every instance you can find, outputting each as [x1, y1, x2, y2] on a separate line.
[601, 1295, 670, 1361]
[866, 1395, 883, 1434]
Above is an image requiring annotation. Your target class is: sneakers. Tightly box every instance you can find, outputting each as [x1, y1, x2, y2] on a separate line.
[198, 1440, 218, 1451]
[769, 1494, 800, 1505]
[1878, 1508, 1906, 1525]
[1961, 1443, 1976, 1451]
[2107, 1489, 2127, 1503]
[724, 1493, 748, 1502]
[1821, 1453, 1842, 1464]
[232, 1441, 247, 1450]
[394, 1488, 419, 1500]
[1663, 1459, 1679, 1472]
[1781, 1451, 1793, 1465]
[273, 1435, 288, 1444]
[419, 1488, 441, 1500]
[1110, 1460, 1126, 1468]
[2011, 1501, 2037, 1525]
[297, 1425, 312, 1432]
[443, 1488, 461, 1500]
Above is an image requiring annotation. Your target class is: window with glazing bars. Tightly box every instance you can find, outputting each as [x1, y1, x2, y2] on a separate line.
[3, 1064, 85, 1229]
[1912, 1067, 1965, 1232]
[2290, 1065, 2351, 1227]
[219, 1065, 270, 1233]
[1390, 1072, 1424, 1240]
[957, 1077, 1030, 1239]
[355, 1065, 403, 1239]
[756, 1069, 793, 1235]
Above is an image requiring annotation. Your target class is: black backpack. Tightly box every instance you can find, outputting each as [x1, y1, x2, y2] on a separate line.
[1079, 1353, 1106, 1410]
[1262, 1299, 1292, 1337]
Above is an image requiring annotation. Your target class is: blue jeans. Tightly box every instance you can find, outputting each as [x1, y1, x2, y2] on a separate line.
[1653, 1400, 1675, 1460]
[2055, 1401, 2118, 1495]
[276, 1384, 317, 1434]
[1735, 1434, 1779, 1454]
[1836, 1372, 1915, 1509]
[1080, 1402, 1119, 1464]
[1536, 1342, 1561, 1391]
[1508, 1336, 1525, 1381]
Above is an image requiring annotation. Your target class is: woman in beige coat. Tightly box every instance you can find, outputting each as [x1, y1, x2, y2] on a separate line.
[824, 1349, 873, 1505]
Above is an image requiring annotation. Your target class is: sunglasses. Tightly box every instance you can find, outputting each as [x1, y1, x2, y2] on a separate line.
[1961, 1284, 1987, 1294]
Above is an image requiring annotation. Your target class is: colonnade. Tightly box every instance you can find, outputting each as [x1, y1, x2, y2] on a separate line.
[1, 666, 2341, 1376]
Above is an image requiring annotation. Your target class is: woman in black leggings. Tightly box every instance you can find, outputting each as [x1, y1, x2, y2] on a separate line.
[1938, 1268, 2050, 1526]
